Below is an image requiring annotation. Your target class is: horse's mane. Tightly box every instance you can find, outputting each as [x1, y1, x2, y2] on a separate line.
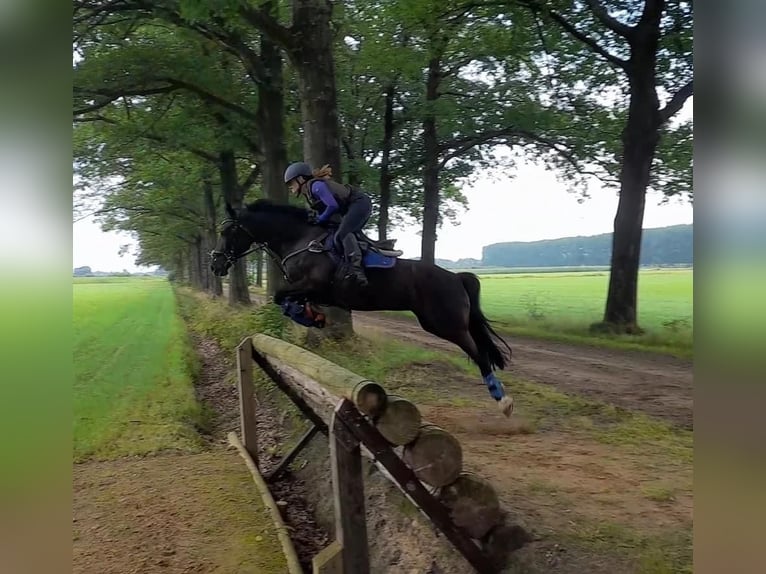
[244, 199, 309, 222]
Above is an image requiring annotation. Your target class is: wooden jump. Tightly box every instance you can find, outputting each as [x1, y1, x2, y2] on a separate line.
[233, 334, 526, 573]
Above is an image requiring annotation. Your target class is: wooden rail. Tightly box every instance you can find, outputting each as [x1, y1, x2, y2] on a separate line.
[232, 334, 527, 573]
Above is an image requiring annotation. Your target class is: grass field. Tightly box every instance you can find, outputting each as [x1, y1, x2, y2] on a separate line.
[382, 267, 692, 356]
[73, 277, 204, 461]
[476, 268, 693, 353]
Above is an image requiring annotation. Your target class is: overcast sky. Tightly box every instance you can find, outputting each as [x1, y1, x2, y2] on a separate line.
[72, 159, 693, 272]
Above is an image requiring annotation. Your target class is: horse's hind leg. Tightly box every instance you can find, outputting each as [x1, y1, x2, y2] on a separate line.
[414, 312, 514, 417]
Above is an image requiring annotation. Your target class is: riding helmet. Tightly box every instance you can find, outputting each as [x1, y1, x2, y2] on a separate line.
[283, 162, 313, 183]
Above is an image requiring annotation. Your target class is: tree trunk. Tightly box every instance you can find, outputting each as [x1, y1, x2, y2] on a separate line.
[203, 176, 223, 297]
[219, 150, 251, 305]
[189, 238, 204, 290]
[292, 1, 342, 177]
[291, 0, 353, 340]
[378, 84, 395, 241]
[420, 55, 442, 265]
[255, 251, 263, 287]
[342, 136, 361, 186]
[600, 18, 662, 333]
[256, 12, 288, 299]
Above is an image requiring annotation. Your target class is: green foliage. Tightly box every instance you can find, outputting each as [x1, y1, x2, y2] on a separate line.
[334, 0, 612, 232]
[525, 0, 694, 198]
[175, 287, 289, 352]
[74, 15, 263, 280]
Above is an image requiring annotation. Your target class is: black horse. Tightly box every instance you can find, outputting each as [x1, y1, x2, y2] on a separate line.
[210, 199, 514, 416]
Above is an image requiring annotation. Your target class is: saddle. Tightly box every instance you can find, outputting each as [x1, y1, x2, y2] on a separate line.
[308, 229, 403, 259]
[356, 231, 403, 257]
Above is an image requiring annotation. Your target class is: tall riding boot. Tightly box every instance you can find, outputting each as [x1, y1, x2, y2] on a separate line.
[341, 234, 368, 287]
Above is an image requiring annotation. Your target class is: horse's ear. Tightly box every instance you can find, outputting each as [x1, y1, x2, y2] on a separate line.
[225, 201, 237, 220]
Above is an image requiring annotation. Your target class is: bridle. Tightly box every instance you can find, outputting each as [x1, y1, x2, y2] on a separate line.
[210, 217, 328, 282]
[209, 218, 259, 267]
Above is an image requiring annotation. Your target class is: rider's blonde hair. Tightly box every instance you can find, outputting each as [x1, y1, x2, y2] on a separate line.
[311, 164, 333, 179]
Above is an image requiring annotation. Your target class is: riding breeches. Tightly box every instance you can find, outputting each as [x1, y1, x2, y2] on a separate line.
[334, 193, 372, 251]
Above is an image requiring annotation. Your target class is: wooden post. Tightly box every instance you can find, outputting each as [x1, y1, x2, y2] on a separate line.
[237, 337, 258, 464]
[330, 408, 369, 573]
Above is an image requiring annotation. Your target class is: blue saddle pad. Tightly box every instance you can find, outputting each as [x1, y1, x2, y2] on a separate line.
[362, 250, 396, 269]
[322, 233, 397, 269]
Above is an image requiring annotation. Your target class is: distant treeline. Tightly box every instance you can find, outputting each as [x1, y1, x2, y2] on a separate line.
[73, 265, 168, 277]
[437, 224, 692, 269]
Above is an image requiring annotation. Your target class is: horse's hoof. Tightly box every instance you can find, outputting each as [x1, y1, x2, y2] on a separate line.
[498, 396, 514, 418]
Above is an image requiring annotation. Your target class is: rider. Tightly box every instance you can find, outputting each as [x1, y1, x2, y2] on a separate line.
[283, 161, 371, 287]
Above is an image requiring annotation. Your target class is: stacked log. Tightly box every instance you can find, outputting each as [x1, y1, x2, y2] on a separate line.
[439, 473, 501, 539]
[376, 394, 421, 445]
[403, 424, 462, 487]
[250, 334, 525, 560]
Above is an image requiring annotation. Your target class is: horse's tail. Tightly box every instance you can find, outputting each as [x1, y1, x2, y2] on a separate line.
[458, 272, 512, 370]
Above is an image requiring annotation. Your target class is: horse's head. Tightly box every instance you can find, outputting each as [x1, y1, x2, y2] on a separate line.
[210, 202, 256, 277]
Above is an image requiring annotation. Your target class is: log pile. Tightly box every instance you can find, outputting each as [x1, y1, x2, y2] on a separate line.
[250, 334, 521, 560]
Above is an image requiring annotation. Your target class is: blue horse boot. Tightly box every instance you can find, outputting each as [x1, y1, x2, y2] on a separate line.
[483, 372, 514, 417]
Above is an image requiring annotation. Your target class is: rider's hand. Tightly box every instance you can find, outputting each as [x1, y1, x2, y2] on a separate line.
[307, 212, 319, 225]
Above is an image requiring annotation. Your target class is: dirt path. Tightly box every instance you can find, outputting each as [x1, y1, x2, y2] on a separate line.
[353, 312, 693, 429]
[371, 357, 693, 573]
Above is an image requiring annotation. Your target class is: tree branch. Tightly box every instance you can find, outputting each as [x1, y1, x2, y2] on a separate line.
[547, 9, 628, 68]
[521, 1, 628, 69]
[438, 127, 523, 166]
[585, 0, 634, 38]
[137, 130, 218, 163]
[159, 78, 259, 122]
[238, 4, 295, 54]
[442, 55, 477, 78]
[659, 80, 693, 123]
[516, 130, 617, 185]
[73, 84, 177, 115]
